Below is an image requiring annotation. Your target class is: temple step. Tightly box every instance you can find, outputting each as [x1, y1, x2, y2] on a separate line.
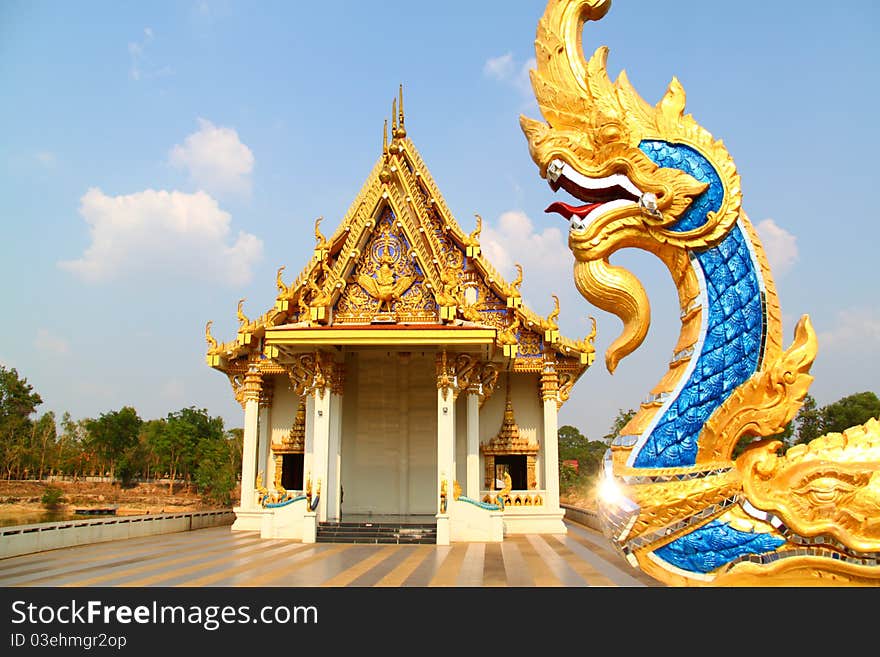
[316, 520, 437, 544]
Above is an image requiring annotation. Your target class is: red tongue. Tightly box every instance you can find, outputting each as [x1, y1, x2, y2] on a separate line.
[545, 201, 603, 220]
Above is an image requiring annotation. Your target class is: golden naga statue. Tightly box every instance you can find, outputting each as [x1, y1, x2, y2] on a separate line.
[522, 0, 880, 586]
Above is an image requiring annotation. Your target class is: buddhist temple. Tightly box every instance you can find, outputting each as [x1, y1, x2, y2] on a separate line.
[204, 88, 596, 544]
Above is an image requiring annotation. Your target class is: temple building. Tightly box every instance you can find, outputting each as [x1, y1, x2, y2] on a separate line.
[204, 89, 595, 544]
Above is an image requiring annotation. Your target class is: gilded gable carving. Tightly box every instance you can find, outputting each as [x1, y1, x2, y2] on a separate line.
[334, 208, 436, 323]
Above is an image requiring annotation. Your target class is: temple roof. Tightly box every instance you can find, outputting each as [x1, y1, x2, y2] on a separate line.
[205, 88, 595, 393]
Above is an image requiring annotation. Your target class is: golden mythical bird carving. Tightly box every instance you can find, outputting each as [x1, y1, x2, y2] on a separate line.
[522, 0, 880, 586]
[357, 245, 417, 312]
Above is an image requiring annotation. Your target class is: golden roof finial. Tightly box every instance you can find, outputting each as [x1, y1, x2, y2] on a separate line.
[276, 265, 288, 294]
[548, 294, 560, 326]
[512, 263, 523, 292]
[577, 316, 598, 353]
[380, 119, 392, 182]
[470, 213, 482, 242]
[392, 98, 399, 138]
[237, 298, 249, 327]
[397, 83, 406, 138]
[314, 216, 327, 250]
[205, 320, 217, 350]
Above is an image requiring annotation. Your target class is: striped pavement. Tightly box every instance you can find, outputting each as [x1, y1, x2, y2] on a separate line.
[0, 520, 662, 587]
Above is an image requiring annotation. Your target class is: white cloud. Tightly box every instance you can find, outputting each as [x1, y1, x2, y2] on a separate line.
[818, 307, 880, 351]
[755, 218, 798, 276]
[481, 209, 568, 285]
[483, 53, 536, 97]
[169, 118, 254, 196]
[34, 329, 69, 355]
[58, 187, 263, 286]
[128, 27, 172, 82]
[128, 27, 154, 81]
[484, 53, 515, 80]
[34, 151, 57, 168]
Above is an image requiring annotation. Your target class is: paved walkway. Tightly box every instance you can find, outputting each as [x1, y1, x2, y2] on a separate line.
[0, 519, 661, 587]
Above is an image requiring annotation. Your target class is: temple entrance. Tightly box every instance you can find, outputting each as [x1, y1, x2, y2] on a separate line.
[280, 453, 303, 491]
[494, 455, 527, 490]
[339, 350, 437, 517]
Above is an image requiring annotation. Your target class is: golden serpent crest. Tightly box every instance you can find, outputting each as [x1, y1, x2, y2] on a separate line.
[522, 0, 880, 586]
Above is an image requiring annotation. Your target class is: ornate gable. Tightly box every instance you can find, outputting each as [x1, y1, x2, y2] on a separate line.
[205, 88, 595, 390]
[334, 206, 436, 323]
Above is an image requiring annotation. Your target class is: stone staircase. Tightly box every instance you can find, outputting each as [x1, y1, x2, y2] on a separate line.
[316, 518, 437, 544]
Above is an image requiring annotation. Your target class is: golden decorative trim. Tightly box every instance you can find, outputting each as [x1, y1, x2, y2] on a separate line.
[330, 362, 346, 396]
[436, 350, 454, 401]
[242, 365, 262, 403]
[267, 326, 496, 346]
[539, 358, 559, 403]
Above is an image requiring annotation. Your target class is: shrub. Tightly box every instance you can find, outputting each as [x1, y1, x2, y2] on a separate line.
[41, 486, 65, 508]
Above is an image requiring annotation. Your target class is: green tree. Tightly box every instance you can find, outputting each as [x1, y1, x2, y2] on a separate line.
[58, 412, 89, 478]
[32, 411, 57, 479]
[821, 391, 880, 434]
[85, 406, 142, 481]
[194, 432, 238, 505]
[793, 394, 823, 445]
[0, 365, 43, 479]
[152, 407, 224, 495]
[603, 408, 636, 444]
[558, 425, 588, 457]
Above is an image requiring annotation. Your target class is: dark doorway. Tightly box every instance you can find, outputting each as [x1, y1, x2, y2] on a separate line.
[494, 455, 527, 490]
[281, 453, 304, 491]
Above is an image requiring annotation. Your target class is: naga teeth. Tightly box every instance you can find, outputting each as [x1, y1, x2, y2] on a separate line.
[547, 159, 564, 183]
[639, 192, 662, 218]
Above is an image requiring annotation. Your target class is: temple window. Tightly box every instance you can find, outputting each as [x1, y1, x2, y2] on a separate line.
[480, 377, 539, 491]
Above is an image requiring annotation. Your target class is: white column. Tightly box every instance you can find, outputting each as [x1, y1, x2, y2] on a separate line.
[327, 390, 343, 522]
[436, 387, 456, 512]
[311, 389, 331, 522]
[466, 387, 480, 499]
[304, 394, 314, 490]
[541, 362, 561, 511]
[256, 401, 271, 489]
[238, 365, 262, 510]
[435, 353, 455, 517]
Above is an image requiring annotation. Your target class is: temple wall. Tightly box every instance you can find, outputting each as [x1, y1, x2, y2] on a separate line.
[340, 351, 437, 516]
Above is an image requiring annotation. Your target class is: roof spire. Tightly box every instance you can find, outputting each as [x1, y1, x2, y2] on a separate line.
[391, 97, 398, 138]
[397, 83, 406, 138]
[380, 118, 392, 183]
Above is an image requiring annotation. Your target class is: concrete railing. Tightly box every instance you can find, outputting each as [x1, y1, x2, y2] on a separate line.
[0, 510, 235, 560]
[561, 503, 601, 531]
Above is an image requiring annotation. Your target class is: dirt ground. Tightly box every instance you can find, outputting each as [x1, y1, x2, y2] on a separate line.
[0, 480, 227, 526]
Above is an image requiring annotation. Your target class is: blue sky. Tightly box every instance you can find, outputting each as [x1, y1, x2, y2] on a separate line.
[2, 1, 878, 439]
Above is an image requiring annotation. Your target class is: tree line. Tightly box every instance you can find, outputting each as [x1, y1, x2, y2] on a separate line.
[0, 365, 242, 504]
[559, 391, 880, 490]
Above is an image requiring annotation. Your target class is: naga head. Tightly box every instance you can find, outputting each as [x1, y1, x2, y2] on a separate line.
[521, 0, 742, 371]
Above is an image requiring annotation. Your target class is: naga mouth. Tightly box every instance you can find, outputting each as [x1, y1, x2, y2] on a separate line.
[544, 158, 642, 229]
